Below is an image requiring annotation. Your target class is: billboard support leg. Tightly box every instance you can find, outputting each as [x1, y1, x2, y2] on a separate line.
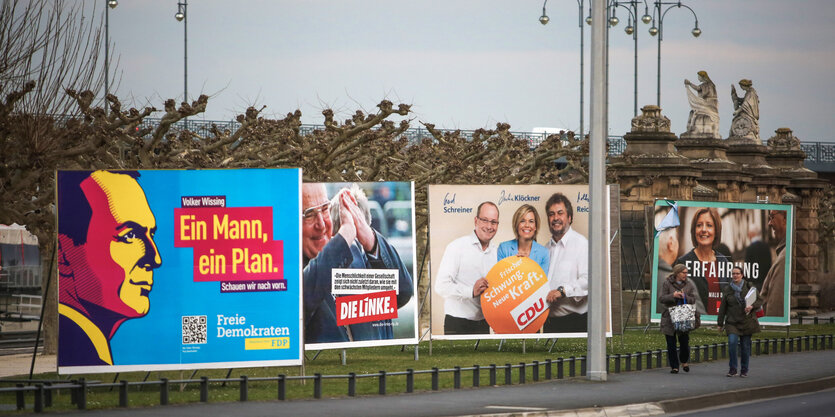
[221, 369, 233, 387]
[109, 373, 120, 391]
[29, 240, 56, 382]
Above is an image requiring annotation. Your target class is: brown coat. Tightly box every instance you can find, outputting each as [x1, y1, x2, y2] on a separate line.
[717, 280, 762, 336]
[659, 275, 698, 336]
[760, 241, 785, 316]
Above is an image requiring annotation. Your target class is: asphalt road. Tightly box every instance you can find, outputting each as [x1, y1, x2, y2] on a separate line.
[670, 387, 835, 417]
[46, 349, 835, 417]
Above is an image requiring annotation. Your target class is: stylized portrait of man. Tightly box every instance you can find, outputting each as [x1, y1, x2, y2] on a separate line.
[57, 170, 162, 367]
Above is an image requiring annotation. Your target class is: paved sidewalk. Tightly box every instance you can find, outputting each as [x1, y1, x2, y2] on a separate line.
[13, 349, 832, 417]
[0, 353, 55, 378]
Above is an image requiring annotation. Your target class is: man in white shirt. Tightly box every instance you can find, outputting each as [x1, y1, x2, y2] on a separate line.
[434, 202, 499, 334]
[544, 193, 589, 333]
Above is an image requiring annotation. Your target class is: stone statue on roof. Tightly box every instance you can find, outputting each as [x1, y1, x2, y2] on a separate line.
[729, 79, 760, 143]
[683, 71, 720, 139]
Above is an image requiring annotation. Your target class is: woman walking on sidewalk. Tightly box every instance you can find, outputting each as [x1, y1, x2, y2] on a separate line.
[717, 265, 762, 377]
[659, 264, 697, 374]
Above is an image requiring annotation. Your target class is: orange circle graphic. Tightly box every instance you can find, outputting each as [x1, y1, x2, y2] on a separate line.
[481, 256, 549, 334]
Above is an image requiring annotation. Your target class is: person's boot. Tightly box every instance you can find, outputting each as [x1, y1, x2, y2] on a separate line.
[726, 368, 737, 377]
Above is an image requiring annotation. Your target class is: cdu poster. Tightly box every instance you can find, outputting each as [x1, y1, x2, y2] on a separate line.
[56, 169, 302, 374]
[428, 184, 613, 340]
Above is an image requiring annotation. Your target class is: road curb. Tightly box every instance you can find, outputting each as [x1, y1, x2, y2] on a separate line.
[465, 375, 835, 417]
[657, 375, 835, 414]
[464, 402, 665, 417]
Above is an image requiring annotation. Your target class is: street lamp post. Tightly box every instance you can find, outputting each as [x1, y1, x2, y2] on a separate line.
[175, 1, 188, 105]
[649, 1, 701, 107]
[540, 0, 585, 137]
[104, 0, 118, 101]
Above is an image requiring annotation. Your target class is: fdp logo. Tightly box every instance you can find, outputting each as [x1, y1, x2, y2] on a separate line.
[481, 257, 549, 333]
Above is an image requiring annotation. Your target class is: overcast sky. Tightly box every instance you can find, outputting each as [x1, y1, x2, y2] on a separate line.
[99, 0, 834, 141]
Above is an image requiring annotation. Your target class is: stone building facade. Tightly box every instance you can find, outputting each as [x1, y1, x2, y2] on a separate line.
[611, 106, 829, 324]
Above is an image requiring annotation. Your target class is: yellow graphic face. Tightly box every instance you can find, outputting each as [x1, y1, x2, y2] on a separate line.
[80, 171, 162, 318]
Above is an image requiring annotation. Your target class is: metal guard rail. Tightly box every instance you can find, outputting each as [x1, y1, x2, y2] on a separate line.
[3, 332, 834, 412]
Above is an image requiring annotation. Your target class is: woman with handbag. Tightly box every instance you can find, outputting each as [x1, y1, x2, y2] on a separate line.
[717, 266, 762, 377]
[659, 264, 698, 374]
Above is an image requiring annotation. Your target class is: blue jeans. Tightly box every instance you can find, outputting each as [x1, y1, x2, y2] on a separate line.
[728, 333, 751, 371]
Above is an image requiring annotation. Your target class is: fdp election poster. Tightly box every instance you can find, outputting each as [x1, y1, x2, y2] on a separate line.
[56, 169, 302, 374]
[302, 182, 418, 350]
[428, 184, 613, 340]
[651, 200, 793, 325]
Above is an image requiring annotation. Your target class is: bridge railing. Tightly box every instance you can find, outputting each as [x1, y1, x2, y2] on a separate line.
[56, 115, 835, 165]
[801, 142, 835, 164]
[146, 118, 631, 156]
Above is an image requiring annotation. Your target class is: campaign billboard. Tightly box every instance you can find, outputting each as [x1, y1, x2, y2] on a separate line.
[651, 200, 793, 325]
[428, 184, 613, 340]
[301, 182, 418, 350]
[56, 169, 302, 374]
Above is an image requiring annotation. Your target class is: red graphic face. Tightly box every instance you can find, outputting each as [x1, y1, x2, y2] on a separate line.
[71, 172, 161, 320]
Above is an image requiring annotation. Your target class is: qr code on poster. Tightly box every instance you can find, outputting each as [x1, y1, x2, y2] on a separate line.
[182, 315, 207, 344]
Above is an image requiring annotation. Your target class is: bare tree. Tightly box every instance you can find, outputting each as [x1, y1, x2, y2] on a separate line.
[0, 0, 109, 115]
[1, 1, 593, 351]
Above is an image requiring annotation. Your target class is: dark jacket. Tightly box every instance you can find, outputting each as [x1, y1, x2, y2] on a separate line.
[659, 275, 697, 336]
[744, 239, 771, 292]
[58, 309, 111, 367]
[303, 231, 413, 344]
[717, 280, 762, 336]
[674, 249, 731, 314]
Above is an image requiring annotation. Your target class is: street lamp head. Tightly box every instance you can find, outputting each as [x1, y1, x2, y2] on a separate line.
[691, 26, 701, 37]
[175, 10, 185, 21]
[649, 25, 658, 36]
[108, 0, 118, 9]
[641, 13, 652, 24]
[586, 15, 592, 25]
[625, 24, 634, 35]
[539, 14, 550, 25]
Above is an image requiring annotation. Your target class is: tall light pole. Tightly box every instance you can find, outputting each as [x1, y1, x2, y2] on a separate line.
[587, 0, 607, 382]
[175, 1, 188, 105]
[649, 1, 701, 107]
[104, 0, 118, 101]
[540, 0, 585, 137]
